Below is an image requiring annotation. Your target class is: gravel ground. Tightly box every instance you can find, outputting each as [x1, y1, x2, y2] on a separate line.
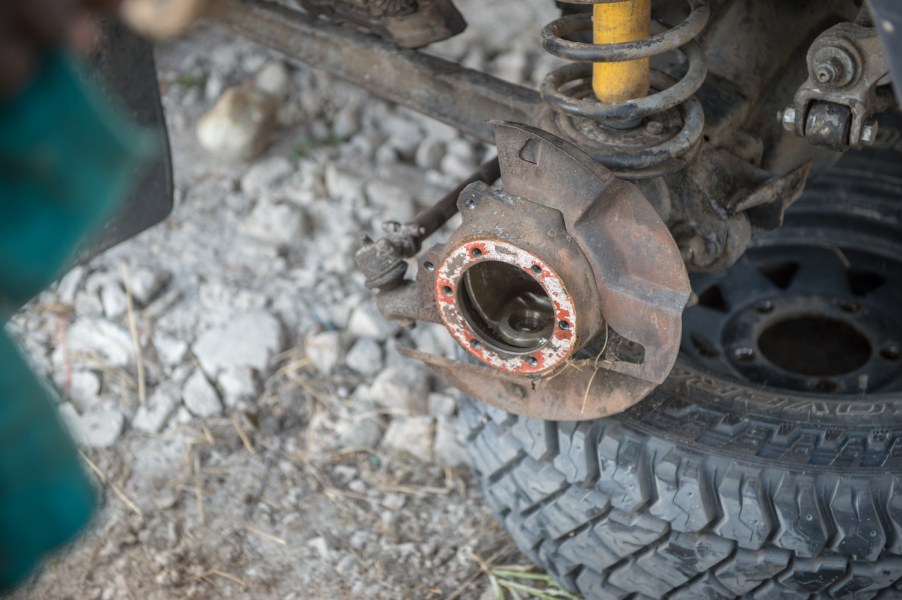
[6, 2, 576, 599]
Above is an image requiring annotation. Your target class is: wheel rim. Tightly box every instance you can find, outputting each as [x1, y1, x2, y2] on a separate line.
[682, 239, 902, 395]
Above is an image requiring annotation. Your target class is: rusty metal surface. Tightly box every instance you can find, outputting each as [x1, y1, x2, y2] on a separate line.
[786, 21, 890, 149]
[491, 123, 689, 384]
[358, 123, 690, 419]
[294, 0, 466, 49]
[217, 0, 543, 143]
[399, 346, 656, 421]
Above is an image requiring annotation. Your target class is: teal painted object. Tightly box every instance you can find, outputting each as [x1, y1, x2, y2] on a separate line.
[0, 51, 155, 312]
[0, 51, 155, 591]
[0, 332, 96, 590]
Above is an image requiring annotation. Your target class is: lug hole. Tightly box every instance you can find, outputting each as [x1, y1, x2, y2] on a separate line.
[881, 343, 900, 360]
[530, 265, 542, 276]
[733, 347, 755, 362]
[470, 339, 481, 349]
[559, 320, 570, 331]
[471, 248, 483, 259]
[525, 356, 538, 367]
[424, 261, 435, 272]
[836, 300, 861, 313]
[441, 285, 453, 296]
[756, 301, 774, 314]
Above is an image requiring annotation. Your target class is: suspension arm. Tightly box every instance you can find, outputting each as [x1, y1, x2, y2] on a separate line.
[217, 0, 544, 143]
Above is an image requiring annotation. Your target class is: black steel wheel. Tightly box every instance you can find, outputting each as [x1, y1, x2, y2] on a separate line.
[461, 145, 902, 599]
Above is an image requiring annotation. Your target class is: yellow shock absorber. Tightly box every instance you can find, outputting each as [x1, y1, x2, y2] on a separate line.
[593, 0, 651, 104]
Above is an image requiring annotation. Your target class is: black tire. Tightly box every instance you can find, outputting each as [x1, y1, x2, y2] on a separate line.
[461, 145, 902, 599]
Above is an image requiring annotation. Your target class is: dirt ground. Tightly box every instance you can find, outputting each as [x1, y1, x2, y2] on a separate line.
[6, 2, 582, 599]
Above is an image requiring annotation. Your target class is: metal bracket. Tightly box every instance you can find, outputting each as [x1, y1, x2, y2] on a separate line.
[783, 21, 891, 149]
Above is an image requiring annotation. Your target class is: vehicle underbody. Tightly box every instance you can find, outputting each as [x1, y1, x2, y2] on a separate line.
[205, 0, 902, 423]
[85, 0, 902, 597]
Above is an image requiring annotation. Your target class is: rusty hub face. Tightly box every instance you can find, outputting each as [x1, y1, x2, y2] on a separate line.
[359, 122, 691, 420]
[434, 239, 579, 375]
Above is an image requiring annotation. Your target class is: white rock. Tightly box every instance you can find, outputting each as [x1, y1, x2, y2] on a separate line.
[196, 86, 277, 162]
[204, 71, 226, 102]
[240, 156, 294, 195]
[133, 385, 179, 433]
[239, 199, 305, 249]
[56, 266, 85, 304]
[69, 371, 101, 412]
[154, 333, 188, 367]
[440, 152, 477, 180]
[364, 179, 415, 221]
[324, 163, 365, 203]
[67, 319, 133, 367]
[210, 45, 240, 72]
[345, 338, 383, 377]
[193, 311, 284, 378]
[332, 103, 360, 140]
[100, 282, 128, 319]
[495, 50, 528, 83]
[254, 61, 290, 98]
[61, 405, 125, 448]
[427, 392, 456, 418]
[129, 268, 169, 306]
[337, 417, 383, 450]
[182, 371, 222, 418]
[415, 138, 444, 170]
[374, 142, 400, 165]
[218, 367, 260, 407]
[382, 416, 433, 458]
[419, 118, 459, 143]
[307, 536, 332, 562]
[347, 302, 397, 342]
[304, 330, 343, 375]
[433, 416, 468, 467]
[73, 291, 103, 317]
[410, 323, 459, 359]
[461, 47, 486, 71]
[367, 364, 429, 412]
[384, 116, 422, 156]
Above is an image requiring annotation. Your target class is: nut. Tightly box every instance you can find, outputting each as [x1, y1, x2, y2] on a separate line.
[781, 107, 796, 131]
[861, 121, 878, 144]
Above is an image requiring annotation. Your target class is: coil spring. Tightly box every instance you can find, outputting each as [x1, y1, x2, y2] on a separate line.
[541, 0, 710, 177]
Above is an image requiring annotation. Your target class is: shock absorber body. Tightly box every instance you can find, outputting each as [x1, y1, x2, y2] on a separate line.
[593, 0, 651, 104]
[541, 0, 709, 177]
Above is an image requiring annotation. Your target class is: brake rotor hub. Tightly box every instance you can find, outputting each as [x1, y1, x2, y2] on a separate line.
[408, 122, 691, 419]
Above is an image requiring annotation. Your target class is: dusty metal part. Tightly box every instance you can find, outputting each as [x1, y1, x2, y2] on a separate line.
[539, 0, 709, 177]
[398, 345, 657, 421]
[416, 122, 689, 418]
[217, 0, 542, 144]
[355, 158, 500, 292]
[294, 0, 466, 49]
[782, 21, 890, 149]
[359, 122, 690, 419]
[664, 147, 811, 272]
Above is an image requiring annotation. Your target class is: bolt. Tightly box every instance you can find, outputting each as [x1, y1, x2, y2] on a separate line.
[781, 107, 796, 131]
[816, 64, 838, 84]
[815, 57, 846, 85]
[861, 121, 878, 144]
